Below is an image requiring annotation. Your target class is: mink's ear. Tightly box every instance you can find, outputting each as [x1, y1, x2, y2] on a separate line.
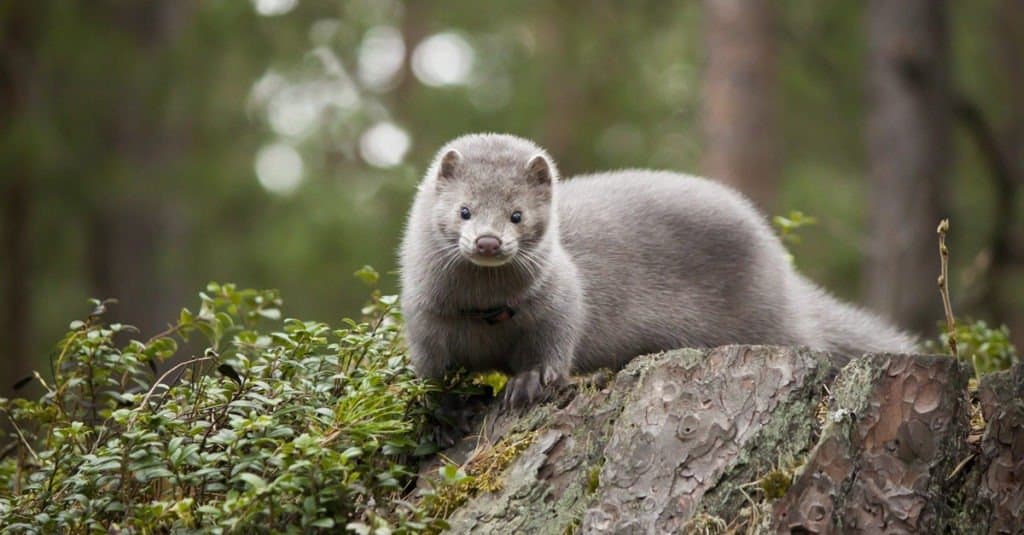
[525, 154, 554, 186]
[437, 149, 462, 181]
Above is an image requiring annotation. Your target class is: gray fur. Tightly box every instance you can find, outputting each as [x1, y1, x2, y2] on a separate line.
[399, 133, 917, 405]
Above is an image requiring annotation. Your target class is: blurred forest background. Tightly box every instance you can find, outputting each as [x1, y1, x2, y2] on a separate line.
[2, 0, 1022, 398]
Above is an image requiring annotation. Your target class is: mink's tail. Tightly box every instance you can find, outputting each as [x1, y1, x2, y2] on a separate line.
[796, 276, 920, 357]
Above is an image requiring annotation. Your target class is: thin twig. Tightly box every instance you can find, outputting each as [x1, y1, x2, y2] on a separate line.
[145, 323, 183, 345]
[937, 219, 957, 357]
[136, 356, 215, 413]
[947, 453, 976, 482]
[2, 409, 39, 462]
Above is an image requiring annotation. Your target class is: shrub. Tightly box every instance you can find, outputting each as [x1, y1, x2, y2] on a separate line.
[926, 319, 1018, 377]
[0, 275, 454, 533]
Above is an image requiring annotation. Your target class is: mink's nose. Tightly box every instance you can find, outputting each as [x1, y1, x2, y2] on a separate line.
[475, 236, 502, 256]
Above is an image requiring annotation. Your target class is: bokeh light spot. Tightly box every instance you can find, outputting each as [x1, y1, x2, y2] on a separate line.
[253, 0, 298, 17]
[256, 143, 304, 195]
[359, 121, 411, 168]
[358, 26, 406, 92]
[412, 32, 474, 87]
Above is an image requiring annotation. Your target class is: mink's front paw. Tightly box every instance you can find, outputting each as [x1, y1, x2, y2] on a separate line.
[501, 367, 565, 409]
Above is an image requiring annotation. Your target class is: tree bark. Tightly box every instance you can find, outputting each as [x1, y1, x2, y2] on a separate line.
[431, 346, 839, 534]
[701, 0, 780, 213]
[773, 354, 970, 532]
[421, 347, 1021, 533]
[863, 0, 951, 335]
[963, 362, 1024, 532]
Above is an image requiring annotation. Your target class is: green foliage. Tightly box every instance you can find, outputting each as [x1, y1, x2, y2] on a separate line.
[0, 278, 451, 533]
[772, 210, 819, 246]
[925, 319, 1018, 376]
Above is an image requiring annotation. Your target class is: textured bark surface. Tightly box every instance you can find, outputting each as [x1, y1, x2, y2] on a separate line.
[583, 346, 829, 533]
[772, 354, 969, 532]
[423, 347, 1024, 534]
[962, 362, 1024, 534]
[428, 346, 839, 534]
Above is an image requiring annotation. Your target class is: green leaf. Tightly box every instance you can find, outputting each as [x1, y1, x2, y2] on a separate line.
[237, 472, 268, 491]
[353, 265, 380, 287]
[438, 463, 468, 484]
[341, 447, 363, 460]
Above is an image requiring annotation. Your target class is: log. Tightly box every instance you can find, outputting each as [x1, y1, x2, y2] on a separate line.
[772, 354, 970, 532]
[421, 347, 1022, 534]
[961, 362, 1024, 534]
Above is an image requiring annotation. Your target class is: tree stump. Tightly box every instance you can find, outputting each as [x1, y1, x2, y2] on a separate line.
[423, 346, 1022, 534]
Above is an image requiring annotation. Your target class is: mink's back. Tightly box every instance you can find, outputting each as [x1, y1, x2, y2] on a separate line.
[553, 170, 814, 372]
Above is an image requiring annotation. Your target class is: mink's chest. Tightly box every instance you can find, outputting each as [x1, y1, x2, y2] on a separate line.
[438, 311, 537, 373]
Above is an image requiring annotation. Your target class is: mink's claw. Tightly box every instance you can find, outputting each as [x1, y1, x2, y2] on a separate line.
[501, 367, 565, 409]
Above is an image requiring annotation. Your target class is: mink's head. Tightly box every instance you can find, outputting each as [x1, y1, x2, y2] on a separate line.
[425, 134, 557, 268]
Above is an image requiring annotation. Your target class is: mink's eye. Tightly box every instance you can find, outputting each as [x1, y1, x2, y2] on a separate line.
[510, 211, 522, 224]
[459, 206, 471, 220]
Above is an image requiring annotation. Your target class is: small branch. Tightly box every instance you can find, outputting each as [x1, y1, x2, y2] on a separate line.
[946, 453, 976, 482]
[145, 323, 182, 345]
[937, 219, 957, 357]
[136, 356, 215, 413]
[2, 409, 39, 462]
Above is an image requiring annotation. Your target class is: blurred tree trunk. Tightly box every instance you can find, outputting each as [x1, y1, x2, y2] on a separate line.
[0, 4, 38, 400]
[87, 2, 191, 339]
[701, 0, 780, 213]
[1, 182, 31, 399]
[537, 3, 585, 172]
[863, 0, 951, 335]
[396, 0, 428, 99]
[993, 0, 1024, 350]
[995, 0, 1024, 165]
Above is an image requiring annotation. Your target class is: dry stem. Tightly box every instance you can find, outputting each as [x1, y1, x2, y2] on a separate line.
[936, 219, 957, 357]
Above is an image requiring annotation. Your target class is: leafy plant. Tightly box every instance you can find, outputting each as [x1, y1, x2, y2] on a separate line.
[925, 319, 1018, 377]
[0, 273, 456, 533]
